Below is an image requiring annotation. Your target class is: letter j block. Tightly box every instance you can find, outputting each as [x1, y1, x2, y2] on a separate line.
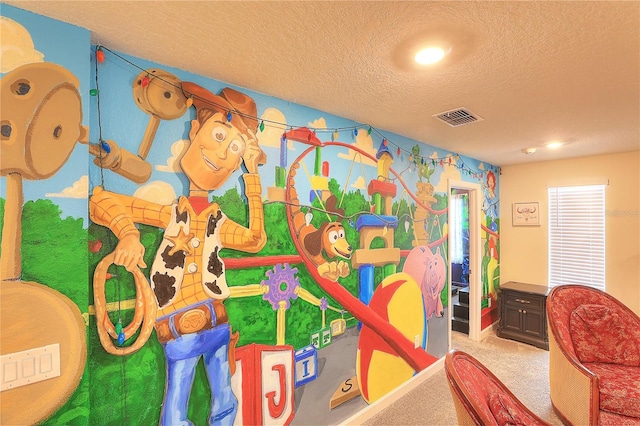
[294, 345, 318, 387]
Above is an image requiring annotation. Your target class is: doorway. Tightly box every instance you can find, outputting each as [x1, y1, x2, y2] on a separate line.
[450, 189, 470, 335]
[448, 180, 482, 343]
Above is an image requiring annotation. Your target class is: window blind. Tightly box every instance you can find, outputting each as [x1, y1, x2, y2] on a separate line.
[548, 185, 605, 290]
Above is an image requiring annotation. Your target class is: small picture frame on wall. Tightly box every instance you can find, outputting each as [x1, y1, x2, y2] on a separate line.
[512, 202, 540, 226]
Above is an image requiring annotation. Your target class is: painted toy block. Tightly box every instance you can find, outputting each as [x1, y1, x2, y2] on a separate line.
[355, 214, 398, 231]
[367, 179, 397, 198]
[330, 318, 346, 337]
[294, 345, 318, 387]
[275, 166, 286, 188]
[231, 344, 295, 426]
[310, 330, 321, 349]
[310, 175, 328, 190]
[267, 186, 286, 202]
[309, 189, 331, 203]
[329, 376, 361, 410]
[310, 326, 332, 349]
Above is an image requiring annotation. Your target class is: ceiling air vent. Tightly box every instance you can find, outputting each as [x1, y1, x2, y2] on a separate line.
[433, 108, 483, 127]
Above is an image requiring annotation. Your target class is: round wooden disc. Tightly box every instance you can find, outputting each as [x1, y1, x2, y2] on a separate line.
[0, 280, 86, 425]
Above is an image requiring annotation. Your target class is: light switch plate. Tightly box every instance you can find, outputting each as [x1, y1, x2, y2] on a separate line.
[1, 343, 61, 391]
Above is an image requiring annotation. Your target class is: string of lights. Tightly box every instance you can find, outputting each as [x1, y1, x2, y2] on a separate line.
[94, 45, 501, 182]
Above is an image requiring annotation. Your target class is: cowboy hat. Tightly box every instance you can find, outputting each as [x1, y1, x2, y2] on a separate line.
[181, 82, 258, 135]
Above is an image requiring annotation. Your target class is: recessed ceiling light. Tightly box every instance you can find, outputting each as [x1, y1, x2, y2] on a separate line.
[522, 148, 537, 154]
[546, 142, 564, 149]
[415, 47, 446, 65]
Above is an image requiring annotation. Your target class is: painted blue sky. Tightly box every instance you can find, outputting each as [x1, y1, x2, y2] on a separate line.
[1, 5, 90, 222]
[1, 4, 499, 228]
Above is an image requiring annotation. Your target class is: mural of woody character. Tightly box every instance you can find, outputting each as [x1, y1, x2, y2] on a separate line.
[90, 83, 266, 426]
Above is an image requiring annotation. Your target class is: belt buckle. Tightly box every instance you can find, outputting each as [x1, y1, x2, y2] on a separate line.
[179, 308, 208, 334]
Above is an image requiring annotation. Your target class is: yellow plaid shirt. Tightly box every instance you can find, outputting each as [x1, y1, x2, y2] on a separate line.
[90, 174, 266, 317]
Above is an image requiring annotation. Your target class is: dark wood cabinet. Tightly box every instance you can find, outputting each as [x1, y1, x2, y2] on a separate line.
[496, 281, 549, 350]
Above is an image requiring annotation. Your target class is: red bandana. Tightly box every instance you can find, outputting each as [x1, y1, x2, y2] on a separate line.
[188, 196, 209, 215]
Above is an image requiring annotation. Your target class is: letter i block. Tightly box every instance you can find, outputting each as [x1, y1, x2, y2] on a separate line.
[310, 326, 332, 349]
[294, 345, 318, 387]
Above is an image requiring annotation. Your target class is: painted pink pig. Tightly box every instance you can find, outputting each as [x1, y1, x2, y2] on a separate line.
[403, 246, 446, 319]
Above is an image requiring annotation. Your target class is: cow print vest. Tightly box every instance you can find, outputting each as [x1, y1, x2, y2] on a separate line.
[150, 201, 229, 309]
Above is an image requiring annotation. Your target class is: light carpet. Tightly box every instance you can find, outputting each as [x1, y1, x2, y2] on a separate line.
[362, 331, 563, 426]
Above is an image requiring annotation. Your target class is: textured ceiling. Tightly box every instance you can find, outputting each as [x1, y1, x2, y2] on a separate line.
[4, 1, 639, 166]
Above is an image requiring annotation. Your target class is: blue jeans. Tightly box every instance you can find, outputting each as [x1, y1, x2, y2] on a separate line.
[160, 324, 237, 426]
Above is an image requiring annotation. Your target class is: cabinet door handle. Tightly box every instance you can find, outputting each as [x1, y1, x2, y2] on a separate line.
[516, 298, 531, 304]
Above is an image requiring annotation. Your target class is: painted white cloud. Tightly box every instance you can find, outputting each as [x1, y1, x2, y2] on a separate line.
[433, 161, 462, 193]
[0, 17, 44, 73]
[133, 181, 177, 205]
[308, 117, 327, 130]
[337, 131, 377, 167]
[46, 175, 88, 198]
[156, 139, 188, 173]
[257, 108, 287, 148]
[351, 175, 366, 190]
[445, 153, 457, 166]
[430, 151, 439, 159]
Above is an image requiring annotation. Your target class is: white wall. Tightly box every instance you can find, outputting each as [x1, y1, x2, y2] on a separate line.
[499, 151, 640, 314]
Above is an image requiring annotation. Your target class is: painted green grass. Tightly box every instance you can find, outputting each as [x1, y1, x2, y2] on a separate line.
[0, 181, 473, 424]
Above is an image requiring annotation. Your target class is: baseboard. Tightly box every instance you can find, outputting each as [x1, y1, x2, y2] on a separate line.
[480, 320, 499, 340]
[339, 357, 445, 425]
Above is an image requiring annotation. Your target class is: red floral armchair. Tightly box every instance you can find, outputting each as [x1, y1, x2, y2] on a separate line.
[445, 349, 551, 426]
[547, 284, 640, 425]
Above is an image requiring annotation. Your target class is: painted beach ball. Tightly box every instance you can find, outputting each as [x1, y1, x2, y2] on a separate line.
[356, 272, 426, 403]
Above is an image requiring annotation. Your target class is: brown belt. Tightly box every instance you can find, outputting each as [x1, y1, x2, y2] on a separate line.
[155, 300, 228, 344]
